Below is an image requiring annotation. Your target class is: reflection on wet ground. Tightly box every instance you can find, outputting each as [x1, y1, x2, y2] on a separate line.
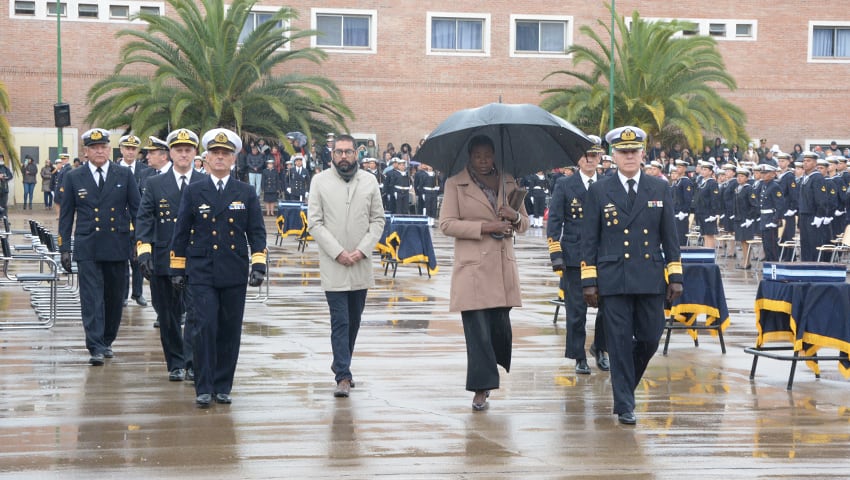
[1, 210, 849, 478]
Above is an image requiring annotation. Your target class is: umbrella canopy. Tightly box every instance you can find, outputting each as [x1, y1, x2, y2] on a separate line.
[285, 131, 308, 147]
[414, 103, 593, 178]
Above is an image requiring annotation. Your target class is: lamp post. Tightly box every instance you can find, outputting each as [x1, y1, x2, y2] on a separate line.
[608, 0, 615, 135]
[56, 1, 63, 157]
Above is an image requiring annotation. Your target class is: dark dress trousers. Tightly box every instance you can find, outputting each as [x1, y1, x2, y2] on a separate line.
[759, 180, 786, 262]
[777, 170, 798, 261]
[170, 176, 267, 397]
[136, 170, 207, 372]
[797, 171, 829, 261]
[547, 174, 605, 360]
[580, 172, 682, 415]
[58, 162, 141, 356]
[126, 161, 153, 300]
[693, 177, 721, 236]
[671, 175, 694, 245]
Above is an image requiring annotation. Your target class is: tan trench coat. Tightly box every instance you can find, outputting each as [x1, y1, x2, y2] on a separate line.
[439, 168, 530, 312]
[308, 168, 386, 292]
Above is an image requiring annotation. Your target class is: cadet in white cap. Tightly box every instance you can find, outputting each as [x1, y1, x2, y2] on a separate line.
[672, 159, 694, 245]
[136, 127, 204, 381]
[581, 125, 682, 425]
[59, 128, 142, 366]
[170, 127, 266, 407]
[733, 167, 758, 268]
[798, 149, 830, 261]
[693, 160, 722, 248]
[758, 163, 785, 262]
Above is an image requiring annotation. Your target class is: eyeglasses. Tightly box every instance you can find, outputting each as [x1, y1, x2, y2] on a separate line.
[333, 149, 356, 156]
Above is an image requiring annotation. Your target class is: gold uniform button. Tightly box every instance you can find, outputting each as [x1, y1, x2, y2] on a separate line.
[94, 208, 99, 212]
[95, 227, 100, 231]
[228, 218, 234, 223]
[624, 229, 629, 235]
[110, 217, 114, 221]
[202, 214, 208, 219]
[111, 227, 115, 232]
[643, 229, 649, 234]
[624, 253, 630, 259]
[624, 241, 630, 246]
[230, 231, 234, 236]
[645, 254, 650, 259]
[212, 231, 217, 236]
[644, 241, 649, 246]
[111, 207, 115, 212]
[231, 245, 236, 250]
[190, 229, 195, 234]
[212, 218, 216, 223]
[94, 217, 99, 222]
[213, 245, 218, 250]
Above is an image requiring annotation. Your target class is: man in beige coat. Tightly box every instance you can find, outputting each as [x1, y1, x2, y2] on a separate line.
[308, 134, 386, 398]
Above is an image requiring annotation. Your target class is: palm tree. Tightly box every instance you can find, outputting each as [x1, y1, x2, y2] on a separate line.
[541, 6, 748, 150]
[0, 81, 20, 172]
[86, 0, 352, 142]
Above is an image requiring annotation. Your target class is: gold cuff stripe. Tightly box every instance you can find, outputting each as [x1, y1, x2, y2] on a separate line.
[667, 261, 683, 276]
[169, 251, 186, 269]
[251, 251, 268, 265]
[137, 243, 152, 256]
[580, 265, 597, 280]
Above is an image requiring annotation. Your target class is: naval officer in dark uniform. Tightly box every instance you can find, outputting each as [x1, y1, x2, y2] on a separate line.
[170, 128, 267, 407]
[798, 151, 830, 261]
[580, 126, 683, 425]
[547, 136, 608, 375]
[59, 128, 141, 365]
[117, 134, 150, 307]
[758, 164, 786, 262]
[136, 128, 206, 382]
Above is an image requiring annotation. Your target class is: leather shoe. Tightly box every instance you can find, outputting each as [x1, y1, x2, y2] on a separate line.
[575, 358, 591, 375]
[132, 295, 147, 307]
[589, 345, 609, 371]
[214, 393, 232, 404]
[103, 347, 114, 359]
[185, 367, 195, 382]
[169, 368, 185, 382]
[472, 390, 489, 411]
[89, 353, 105, 366]
[153, 320, 160, 329]
[196, 394, 211, 408]
[122, 299, 128, 307]
[330, 364, 355, 388]
[334, 379, 351, 398]
[618, 411, 637, 425]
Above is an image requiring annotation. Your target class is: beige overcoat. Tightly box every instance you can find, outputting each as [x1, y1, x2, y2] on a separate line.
[439, 168, 529, 312]
[307, 168, 386, 292]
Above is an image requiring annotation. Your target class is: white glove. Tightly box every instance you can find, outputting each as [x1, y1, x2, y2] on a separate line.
[729, 215, 735, 220]
[784, 209, 794, 217]
[286, 187, 291, 193]
[720, 214, 726, 219]
[394, 192, 398, 199]
[836, 209, 845, 217]
[705, 215, 717, 222]
[675, 211, 687, 221]
[824, 217, 833, 225]
[741, 219, 753, 228]
[813, 217, 824, 227]
[765, 222, 778, 228]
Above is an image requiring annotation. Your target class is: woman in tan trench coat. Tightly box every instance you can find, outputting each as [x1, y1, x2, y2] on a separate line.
[439, 134, 530, 411]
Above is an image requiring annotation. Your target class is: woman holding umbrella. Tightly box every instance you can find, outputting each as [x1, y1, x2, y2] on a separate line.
[439, 134, 529, 411]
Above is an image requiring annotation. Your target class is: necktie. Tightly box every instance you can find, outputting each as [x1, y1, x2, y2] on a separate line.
[217, 179, 224, 194]
[627, 179, 636, 208]
[587, 178, 593, 189]
[96, 167, 104, 190]
[180, 175, 187, 192]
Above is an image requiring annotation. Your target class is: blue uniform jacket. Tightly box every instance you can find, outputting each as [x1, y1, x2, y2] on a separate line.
[672, 176, 694, 214]
[759, 180, 786, 229]
[798, 172, 829, 217]
[169, 177, 267, 288]
[580, 173, 682, 296]
[58, 162, 140, 261]
[547, 174, 592, 267]
[136, 170, 208, 276]
[777, 170, 798, 213]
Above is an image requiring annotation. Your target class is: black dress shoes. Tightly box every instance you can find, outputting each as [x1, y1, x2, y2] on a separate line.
[334, 379, 351, 398]
[196, 394, 212, 408]
[153, 320, 160, 329]
[103, 347, 114, 359]
[214, 393, 232, 404]
[169, 368, 185, 382]
[589, 345, 609, 371]
[618, 411, 637, 425]
[185, 367, 195, 382]
[89, 353, 105, 366]
[575, 358, 591, 375]
[132, 295, 148, 306]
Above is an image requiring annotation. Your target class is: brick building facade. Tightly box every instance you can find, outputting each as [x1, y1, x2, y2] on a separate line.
[2, 1, 849, 199]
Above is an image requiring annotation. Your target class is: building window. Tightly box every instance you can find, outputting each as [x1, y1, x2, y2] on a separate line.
[110, 5, 129, 18]
[635, 18, 756, 41]
[78, 3, 99, 18]
[14, 1, 36, 15]
[47, 2, 67, 16]
[316, 13, 370, 48]
[708, 23, 726, 37]
[735, 23, 753, 37]
[239, 10, 283, 44]
[139, 5, 159, 16]
[511, 15, 572, 57]
[812, 26, 850, 59]
[431, 17, 484, 51]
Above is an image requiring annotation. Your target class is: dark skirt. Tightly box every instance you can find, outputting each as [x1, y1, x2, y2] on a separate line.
[263, 191, 279, 203]
[461, 308, 512, 392]
[734, 222, 756, 241]
[698, 217, 718, 235]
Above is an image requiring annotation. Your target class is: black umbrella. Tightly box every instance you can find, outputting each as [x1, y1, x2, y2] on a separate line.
[414, 103, 593, 178]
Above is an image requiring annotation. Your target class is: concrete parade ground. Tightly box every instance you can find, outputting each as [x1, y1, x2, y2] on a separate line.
[1, 208, 849, 479]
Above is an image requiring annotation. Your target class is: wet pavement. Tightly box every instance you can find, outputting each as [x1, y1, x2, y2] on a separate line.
[2, 208, 850, 479]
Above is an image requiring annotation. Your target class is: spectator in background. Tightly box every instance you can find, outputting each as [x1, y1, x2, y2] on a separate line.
[365, 139, 378, 159]
[261, 159, 281, 216]
[711, 137, 725, 159]
[701, 145, 713, 162]
[0, 153, 12, 213]
[792, 144, 804, 162]
[22, 155, 38, 210]
[245, 143, 266, 196]
[40, 158, 55, 211]
[648, 140, 664, 162]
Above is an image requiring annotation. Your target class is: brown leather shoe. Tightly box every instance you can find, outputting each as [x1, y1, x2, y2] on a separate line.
[334, 378, 351, 398]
